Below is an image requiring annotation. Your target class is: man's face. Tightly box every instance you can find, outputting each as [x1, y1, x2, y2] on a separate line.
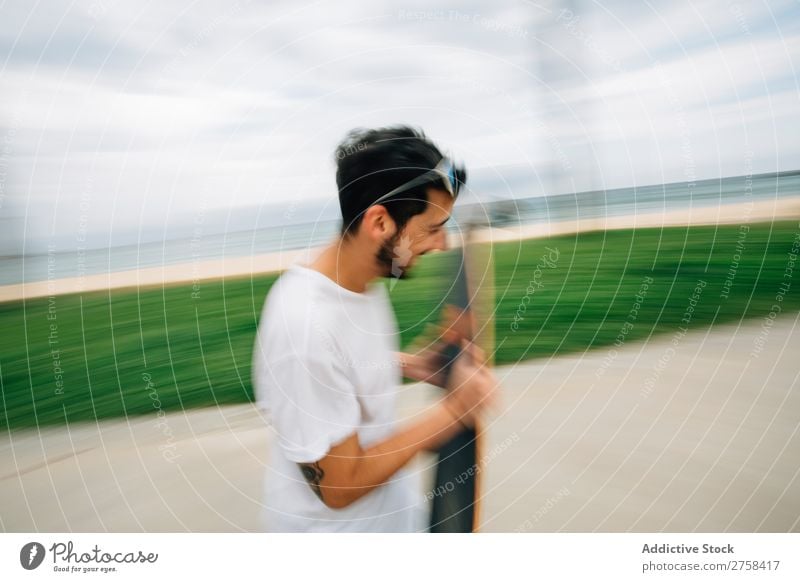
[376, 188, 454, 279]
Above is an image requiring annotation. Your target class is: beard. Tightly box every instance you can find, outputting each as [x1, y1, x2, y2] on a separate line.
[376, 231, 414, 280]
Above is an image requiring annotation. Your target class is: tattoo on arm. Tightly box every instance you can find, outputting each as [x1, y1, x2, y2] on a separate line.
[298, 462, 325, 501]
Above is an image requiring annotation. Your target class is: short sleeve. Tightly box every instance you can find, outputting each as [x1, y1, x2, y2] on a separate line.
[258, 351, 361, 464]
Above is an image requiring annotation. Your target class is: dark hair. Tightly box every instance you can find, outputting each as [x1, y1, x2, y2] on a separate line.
[334, 125, 466, 236]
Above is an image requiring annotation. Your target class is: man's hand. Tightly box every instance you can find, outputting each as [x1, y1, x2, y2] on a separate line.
[399, 305, 476, 387]
[398, 350, 448, 387]
[441, 340, 498, 428]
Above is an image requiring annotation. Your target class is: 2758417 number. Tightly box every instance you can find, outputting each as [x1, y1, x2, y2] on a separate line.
[729, 560, 780, 571]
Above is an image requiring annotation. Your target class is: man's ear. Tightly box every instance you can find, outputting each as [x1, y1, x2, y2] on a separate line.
[362, 205, 397, 241]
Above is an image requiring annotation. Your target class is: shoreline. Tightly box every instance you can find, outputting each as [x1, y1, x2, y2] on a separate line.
[1, 196, 798, 303]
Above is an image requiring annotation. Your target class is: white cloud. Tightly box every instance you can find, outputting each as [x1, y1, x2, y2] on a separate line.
[0, 0, 797, 249]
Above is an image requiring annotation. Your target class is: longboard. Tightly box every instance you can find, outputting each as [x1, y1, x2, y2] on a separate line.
[429, 227, 494, 533]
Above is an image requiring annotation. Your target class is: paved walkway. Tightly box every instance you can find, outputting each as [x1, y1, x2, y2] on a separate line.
[2, 315, 798, 532]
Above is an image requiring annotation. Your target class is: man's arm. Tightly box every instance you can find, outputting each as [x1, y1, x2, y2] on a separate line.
[397, 343, 486, 386]
[396, 351, 435, 384]
[299, 401, 464, 509]
[301, 342, 496, 509]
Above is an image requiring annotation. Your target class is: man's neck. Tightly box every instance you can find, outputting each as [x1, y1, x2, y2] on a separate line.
[310, 237, 376, 293]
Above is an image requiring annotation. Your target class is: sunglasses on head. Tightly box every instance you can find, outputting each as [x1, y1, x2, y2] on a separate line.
[371, 157, 462, 207]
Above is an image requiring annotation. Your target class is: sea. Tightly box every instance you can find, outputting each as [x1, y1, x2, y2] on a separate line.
[2, 170, 798, 286]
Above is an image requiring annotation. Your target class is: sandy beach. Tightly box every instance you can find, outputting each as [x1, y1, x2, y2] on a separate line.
[2, 196, 798, 304]
[2, 314, 797, 532]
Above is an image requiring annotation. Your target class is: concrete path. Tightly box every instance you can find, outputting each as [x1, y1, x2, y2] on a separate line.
[2, 315, 798, 532]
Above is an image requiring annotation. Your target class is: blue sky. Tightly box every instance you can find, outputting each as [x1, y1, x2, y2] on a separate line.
[0, 0, 798, 251]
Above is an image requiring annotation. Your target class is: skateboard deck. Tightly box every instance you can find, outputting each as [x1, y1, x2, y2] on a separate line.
[429, 228, 494, 533]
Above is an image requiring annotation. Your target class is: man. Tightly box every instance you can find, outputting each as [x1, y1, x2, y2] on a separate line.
[253, 126, 498, 532]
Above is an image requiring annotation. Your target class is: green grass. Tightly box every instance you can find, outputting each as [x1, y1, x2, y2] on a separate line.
[2, 221, 798, 430]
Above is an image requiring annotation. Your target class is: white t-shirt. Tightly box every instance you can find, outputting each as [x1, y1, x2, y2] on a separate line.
[252, 264, 425, 532]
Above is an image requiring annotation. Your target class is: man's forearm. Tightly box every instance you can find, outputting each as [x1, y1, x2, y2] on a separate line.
[396, 351, 422, 381]
[322, 402, 465, 508]
[397, 350, 443, 385]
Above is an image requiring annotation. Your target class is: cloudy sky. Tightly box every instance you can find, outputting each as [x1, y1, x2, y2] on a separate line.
[1, 0, 798, 251]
